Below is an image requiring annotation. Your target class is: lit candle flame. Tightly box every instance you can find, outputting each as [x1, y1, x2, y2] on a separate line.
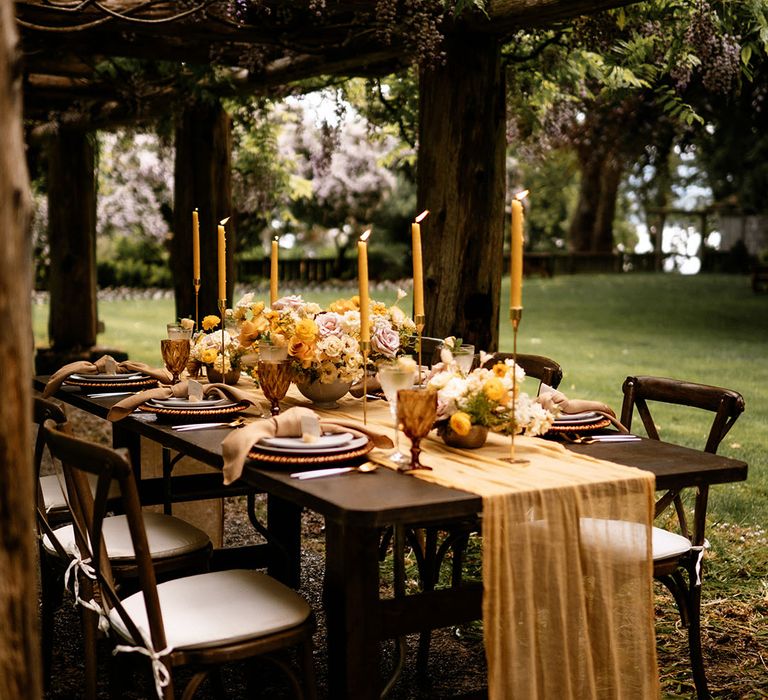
[415, 209, 429, 223]
[514, 190, 529, 201]
[219, 216, 230, 225]
[360, 229, 372, 242]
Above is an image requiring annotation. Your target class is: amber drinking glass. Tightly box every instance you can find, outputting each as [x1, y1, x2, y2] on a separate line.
[160, 339, 190, 385]
[396, 388, 437, 471]
[258, 360, 293, 416]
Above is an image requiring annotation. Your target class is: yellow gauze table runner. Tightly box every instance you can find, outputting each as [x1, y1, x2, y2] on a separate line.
[278, 390, 659, 698]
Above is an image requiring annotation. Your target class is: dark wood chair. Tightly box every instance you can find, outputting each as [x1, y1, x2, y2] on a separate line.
[36, 400, 213, 700]
[43, 419, 317, 700]
[615, 376, 744, 698]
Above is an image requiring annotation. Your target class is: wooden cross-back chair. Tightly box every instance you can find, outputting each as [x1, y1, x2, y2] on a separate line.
[43, 419, 317, 700]
[36, 401, 213, 700]
[619, 375, 745, 699]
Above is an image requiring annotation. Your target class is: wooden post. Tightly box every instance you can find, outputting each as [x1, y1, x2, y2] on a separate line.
[172, 100, 234, 321]
[47, 127, 98, 350]
[417, 29, 506, 351]
[0, 0, 42, 695]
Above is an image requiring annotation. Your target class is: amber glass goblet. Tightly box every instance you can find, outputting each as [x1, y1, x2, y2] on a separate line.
[160, 339, 190, 385]
[396, 388, 437, 472]
[258, 360, 293, 416]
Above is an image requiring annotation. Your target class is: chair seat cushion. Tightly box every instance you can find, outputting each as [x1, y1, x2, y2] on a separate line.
[578, 518, 692, 561]
[43, 513, 210, 561]
[40, 473, 121, 514]
[109, 570, 312, 651]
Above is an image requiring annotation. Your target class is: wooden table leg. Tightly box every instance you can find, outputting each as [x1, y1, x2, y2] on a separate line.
[267, 495, 302, 588]
[324, 520, 382, 699]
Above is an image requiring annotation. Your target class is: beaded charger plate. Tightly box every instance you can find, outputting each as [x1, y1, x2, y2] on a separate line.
[138, 400, 250, 423]
[546, 417, 612, 433]
[65, 375, 159, 393]
[247, 438, 374, 467]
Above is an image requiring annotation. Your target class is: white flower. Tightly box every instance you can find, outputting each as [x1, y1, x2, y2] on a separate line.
[318, 335, 344, 359]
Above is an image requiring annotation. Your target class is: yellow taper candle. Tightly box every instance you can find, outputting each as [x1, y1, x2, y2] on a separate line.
[270, 237, 279, 305]
[217, 217, 229, 301]
[412, 210, 429, 319]
[510, 194, 526, 309]
[192, 209, 200, 281]
[358, 229, 371, 343]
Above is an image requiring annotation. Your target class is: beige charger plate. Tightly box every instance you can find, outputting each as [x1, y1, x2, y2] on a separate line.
[248, 439, 374, 467]
[65, 376, 159, 392]
[138, 400, 250, 423]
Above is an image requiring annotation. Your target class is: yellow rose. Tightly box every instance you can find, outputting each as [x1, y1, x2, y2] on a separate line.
[372, 301, 388, 316]
[251, 301, 265, 316]
[484, 377, 506, 402]
[492, 363, 507, 378]
[294, 318, 319, 344]
[238, 318, 269, 346]
[329, 297, 356, 313]
[202, 315, 220, 331]
[200, 347, 218, 364]
[449, 411, 473, 436]
[288, 338, 315, 368]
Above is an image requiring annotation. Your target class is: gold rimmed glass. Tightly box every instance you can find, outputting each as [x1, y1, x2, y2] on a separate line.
[377, 359, 417, 467]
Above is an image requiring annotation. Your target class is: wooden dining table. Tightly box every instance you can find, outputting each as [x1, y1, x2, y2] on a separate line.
[35, 377, 749, 699]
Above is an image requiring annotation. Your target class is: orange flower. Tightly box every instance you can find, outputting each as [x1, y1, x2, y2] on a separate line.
[202, 315, 220, 331]
[484, 378, 506, 402]
[329, 297, 358, 313]
[288, 338, 315, 368]
[238, 318, 268, 346]
[449, 411, 472, 436]
[492, 363, 507, 378]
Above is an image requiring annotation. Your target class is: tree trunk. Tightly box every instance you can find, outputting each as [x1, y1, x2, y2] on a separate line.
[568, 150, 602, 252]
[47, 128, 97, 349]
[0, 0, 41, 696]
[592, 151, 622, 251]
[417, 29, 506, 351]
[172, 100, 234, 323]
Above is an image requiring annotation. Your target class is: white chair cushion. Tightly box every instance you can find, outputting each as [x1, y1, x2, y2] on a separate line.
[578, 518, 692, 561]
[109, 570, 312, 650]
[43, 512, 210, 561]
[39, 473, 121, 514]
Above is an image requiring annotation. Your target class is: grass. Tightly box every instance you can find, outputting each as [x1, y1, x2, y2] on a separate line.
[34, 273, 768, 698]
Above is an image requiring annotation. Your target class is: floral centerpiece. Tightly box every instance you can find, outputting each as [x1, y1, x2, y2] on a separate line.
[189, 314, 249, 382]
[428, 355, 555, 448]
[231, 291, 417, 389]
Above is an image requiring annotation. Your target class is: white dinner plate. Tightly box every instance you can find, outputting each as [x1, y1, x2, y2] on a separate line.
[70, 373, 145, 382]
[148, 397, 233, 409]
[252, 435, 368, 456]
[260, 433, 355, 450]
[554, 411, 603, 425]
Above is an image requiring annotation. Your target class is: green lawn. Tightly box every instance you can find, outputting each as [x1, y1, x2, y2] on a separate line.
[33, 273, 768, 525]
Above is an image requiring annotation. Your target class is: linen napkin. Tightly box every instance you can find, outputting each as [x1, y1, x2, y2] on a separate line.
[221, 406, 393, 485]
[106, 381, 258, 422]
[43, 355, 172, 397]
[537, 386, 628, 431]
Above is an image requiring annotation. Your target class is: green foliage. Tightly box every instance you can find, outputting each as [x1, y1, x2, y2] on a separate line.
[96, 235, 172, 288]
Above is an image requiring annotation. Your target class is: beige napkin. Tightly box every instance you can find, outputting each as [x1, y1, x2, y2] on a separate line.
[221, 406, 393, 485]
[106, 381, 258, 422]
[537, 386, 628, 431]
[43, 355, 172, 397]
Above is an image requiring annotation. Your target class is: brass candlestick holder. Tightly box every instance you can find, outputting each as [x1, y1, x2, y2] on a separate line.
[505, 306, 529, 465]
[218, 298, 227, 379]
[360, 340, 370, 424]
[414, 314, 425, 387]
[194, 278, 201, 330]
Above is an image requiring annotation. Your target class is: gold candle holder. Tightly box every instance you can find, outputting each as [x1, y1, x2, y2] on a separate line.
[360, 340, 370, 424]
[505, 306, 529, 465]
[414, 314, 425, 387]
[218, 298, 227, 378]
[194, 278, 201, 330]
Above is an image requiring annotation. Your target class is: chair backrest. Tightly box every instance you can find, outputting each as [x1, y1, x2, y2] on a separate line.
[33, 397, 67, 482]
[620, 375, 745, 454]
[481, 353, 564, 390]
[42, 419, 168, 655]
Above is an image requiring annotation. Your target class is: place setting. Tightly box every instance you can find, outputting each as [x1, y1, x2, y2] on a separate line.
[42, 354, 170, 397]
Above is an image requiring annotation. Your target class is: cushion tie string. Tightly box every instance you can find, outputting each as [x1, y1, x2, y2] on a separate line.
[63, 545, 111, 635]
[113, 636, 172, 700]
[692, 546, 705, 587]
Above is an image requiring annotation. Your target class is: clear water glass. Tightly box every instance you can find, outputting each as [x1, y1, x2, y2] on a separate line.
[377, 360, 417, 466]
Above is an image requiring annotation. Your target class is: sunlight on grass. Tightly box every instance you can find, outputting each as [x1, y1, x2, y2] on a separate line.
[33, 274, 767, 524]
